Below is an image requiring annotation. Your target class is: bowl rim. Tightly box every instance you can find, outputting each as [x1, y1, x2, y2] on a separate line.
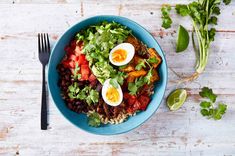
[48, 15, 168, 135]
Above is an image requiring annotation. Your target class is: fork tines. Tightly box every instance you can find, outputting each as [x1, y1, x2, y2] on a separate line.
[38, 33, 50, 53]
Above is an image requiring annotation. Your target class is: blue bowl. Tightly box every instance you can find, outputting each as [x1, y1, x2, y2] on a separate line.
[48, 15, 168, 135]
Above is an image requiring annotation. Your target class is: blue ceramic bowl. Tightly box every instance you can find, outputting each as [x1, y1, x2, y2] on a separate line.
[48, 15, 168, 135]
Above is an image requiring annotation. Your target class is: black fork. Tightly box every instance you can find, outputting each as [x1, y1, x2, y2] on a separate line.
[38, 33, 50, 130]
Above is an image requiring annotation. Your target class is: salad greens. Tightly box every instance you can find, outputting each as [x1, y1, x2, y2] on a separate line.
[199, 87, 227, 120]
[88, 112, 101, 127]
[68, 83, 99, 105]
[175, 0, 230, 80]
[76, 22, 131, 84]
[161, 5, 172, 29]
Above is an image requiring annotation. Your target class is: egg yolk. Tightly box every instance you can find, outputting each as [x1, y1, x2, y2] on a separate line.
[112, 49, 127, 63]
[106, 87, 120, 103]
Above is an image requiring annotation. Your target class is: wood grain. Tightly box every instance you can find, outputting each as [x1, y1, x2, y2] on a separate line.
[0, 0, 235, 156]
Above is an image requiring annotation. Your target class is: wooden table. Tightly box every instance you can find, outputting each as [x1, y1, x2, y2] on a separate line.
[1, 0, 235, 155]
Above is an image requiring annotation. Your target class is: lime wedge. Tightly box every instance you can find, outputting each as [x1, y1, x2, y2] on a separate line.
[167, 89, 187, 111]
[176, 25, 189, 53]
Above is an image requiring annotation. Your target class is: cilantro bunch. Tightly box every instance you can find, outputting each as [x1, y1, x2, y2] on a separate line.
[175, 0, 231, 80]
[199, 87, 227, 120]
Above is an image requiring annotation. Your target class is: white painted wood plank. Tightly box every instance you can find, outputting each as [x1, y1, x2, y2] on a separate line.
[0, 1, 235, 156]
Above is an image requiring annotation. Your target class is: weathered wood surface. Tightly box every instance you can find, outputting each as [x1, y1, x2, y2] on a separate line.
[0, 0, 235, 155]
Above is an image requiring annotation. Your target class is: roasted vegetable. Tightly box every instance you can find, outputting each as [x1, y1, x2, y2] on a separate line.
[119, 64, 135, 72]
[128, 70, 147, 78]
[148, 48, 162, 68]
[150, 69, 160, 83]
[127, 75, 135, 83]
[126, 35, 141, 52]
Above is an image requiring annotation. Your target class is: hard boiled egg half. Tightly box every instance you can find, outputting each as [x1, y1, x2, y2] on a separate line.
[102, 79, 123, 106]
[109, 43, 135, 66]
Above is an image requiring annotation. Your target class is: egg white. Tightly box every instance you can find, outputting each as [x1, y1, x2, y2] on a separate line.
[101, 79, 123, 107]
[109, 43, 135, 66]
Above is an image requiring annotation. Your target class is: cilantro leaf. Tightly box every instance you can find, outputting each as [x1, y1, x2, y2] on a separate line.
[212, 7, 220, 15]
[212, 104, 227, 120]
[147, 57, 159, 64]
[71, 62, 81, 80]
[175, 4, 190, 16]
[87, 89, 99, 105]
[223, 0, 231, 5]
[199, 87, 217, 103]
[200, 101, 211, 108]
[135, 60, 146, 70]
[162, 17, 172, 29]
[201, 109, 210, 116]
[128, 83, 138, 95]
[161, 5, 172, 29]
[128, 77, 146, 95]
[68, 82, 80, 99]
[209, 28, 216, 42]
[209, 16, 218, 25]
[144, 68, 153, 85]
[88, 112, 101, 127]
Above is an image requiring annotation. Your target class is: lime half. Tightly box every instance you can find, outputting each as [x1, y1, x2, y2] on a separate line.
[167, 89, 187, 111]
[176, 25, 189, 53]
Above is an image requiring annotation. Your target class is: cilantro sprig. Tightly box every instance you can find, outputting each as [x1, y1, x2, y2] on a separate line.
[88, 112, 101, 127]
[161, 5, 172, 29]
[135, 57, 159, 71]
[68, 83, 99, 105]
[199, 87, 217, 103]
[174, 0, 231, 79]
[71, 62, 81, 80]
[199, 87, 227, 120]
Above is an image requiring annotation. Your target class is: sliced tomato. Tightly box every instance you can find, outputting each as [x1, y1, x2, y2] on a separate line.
[80, 64, 90, 80]
[138, 95, 150, 111]
[78, 54, 88, 65]
[69, 54, 79, 62]
[69, 61, 75, 69]
[124, 93, 137, 106]
[75, 45, 82, 56]
[88, 74, 96, 82]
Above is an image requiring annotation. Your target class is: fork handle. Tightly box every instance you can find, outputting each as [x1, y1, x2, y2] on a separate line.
[41, 65, 48, 130]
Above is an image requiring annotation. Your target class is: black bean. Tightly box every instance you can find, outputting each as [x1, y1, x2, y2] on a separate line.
[96, 83, 102, 92]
